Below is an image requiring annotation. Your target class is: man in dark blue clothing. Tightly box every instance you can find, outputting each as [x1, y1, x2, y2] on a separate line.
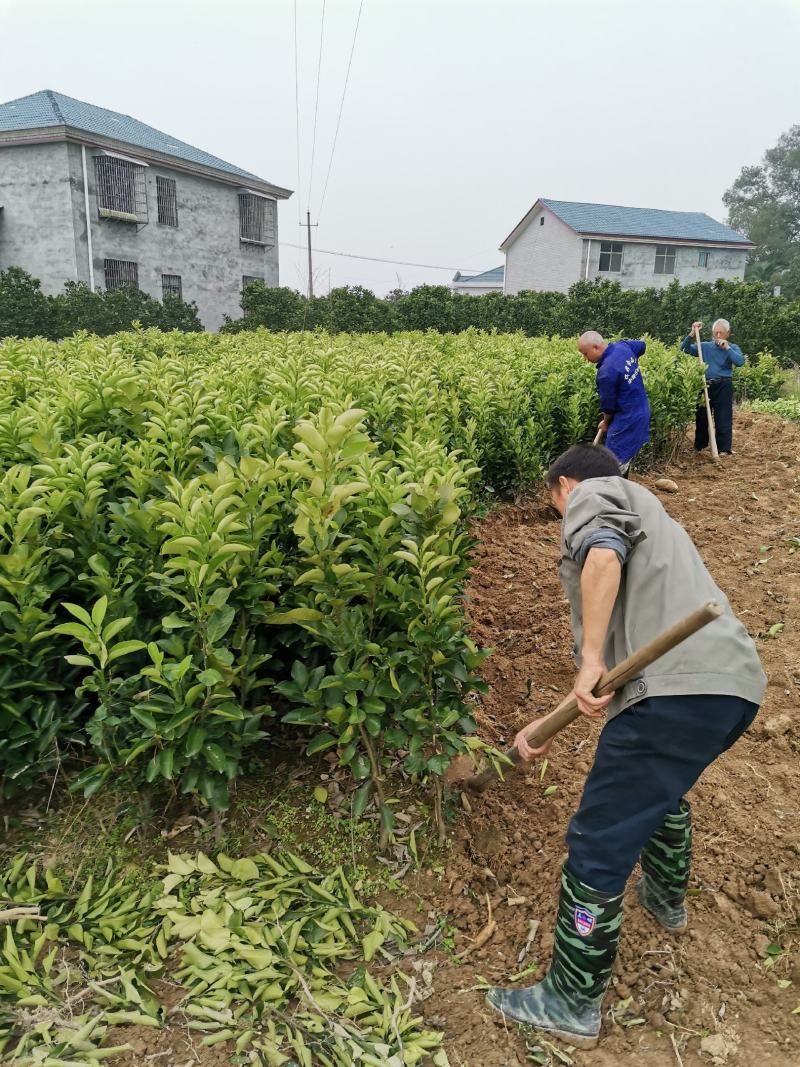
[680, 319, 744, 456]
[577, 332, 651, 475]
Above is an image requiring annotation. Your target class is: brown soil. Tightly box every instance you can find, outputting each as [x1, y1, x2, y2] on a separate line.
[407, 411, 800, 1067]
[110, 412, 800, 1066]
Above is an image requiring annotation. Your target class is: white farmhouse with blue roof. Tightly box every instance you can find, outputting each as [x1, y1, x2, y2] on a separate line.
[0, 90, 292, 329]
[500, 199, 754, 295]
[451, 265, 505, 296]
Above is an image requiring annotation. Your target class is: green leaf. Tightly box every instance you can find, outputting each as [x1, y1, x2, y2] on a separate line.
[52, 621, 94, 642]
[91, 596, 109, 628]
[102, 616, 132, 642]
[207, 605, 236, 644]
[64, 654, 95, 667]
[230, 857, 260, 881]
[108, 640, 147, 662]
[362, 930, 384, 962]
[380, 804, 395, 835]
[351, 752, 371, 781]
[352, 782, 371, 818]
[185, 726, 206, 757]
[63, 602, 93, 627]
[205, 743, 227, 773]
[198, 668, 224, 687]
[306, 732, 338, 755]
[313, 785, 328, 804]
[266, 608, 324, 625]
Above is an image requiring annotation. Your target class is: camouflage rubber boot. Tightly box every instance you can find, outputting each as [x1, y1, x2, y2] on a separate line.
[486, 864, 623, 1049]
[636, 800, 692, 933]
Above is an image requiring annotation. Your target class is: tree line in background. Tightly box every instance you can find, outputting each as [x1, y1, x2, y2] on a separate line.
[223, 278, 800, 366]
[0, 267, 203, 339]
[2, 266, 799, 367]
[725, 124, 800, 299]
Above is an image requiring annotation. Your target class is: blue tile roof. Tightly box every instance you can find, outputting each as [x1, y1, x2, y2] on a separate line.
[541, 199, 751, 245]
[455, 265, 505, 284]
[0, 90, 283, 187]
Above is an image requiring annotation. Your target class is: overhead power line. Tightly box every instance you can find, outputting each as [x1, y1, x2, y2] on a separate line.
[317, 0, 365, 219]
[292, 0, 302, 226]
[280, 242, 483, 272]
[307, 0, 327, 210]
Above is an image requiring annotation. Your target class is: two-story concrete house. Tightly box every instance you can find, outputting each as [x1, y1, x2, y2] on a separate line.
[501, 199, 753, 296]
[0, 90, 292, 329]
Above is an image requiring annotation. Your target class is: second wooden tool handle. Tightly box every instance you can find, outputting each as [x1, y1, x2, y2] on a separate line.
[522, 600, 723, 750]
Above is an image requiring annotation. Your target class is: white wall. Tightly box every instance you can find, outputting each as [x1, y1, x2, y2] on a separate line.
[503, 204, 583, 294]
[580, 239, 748, 290]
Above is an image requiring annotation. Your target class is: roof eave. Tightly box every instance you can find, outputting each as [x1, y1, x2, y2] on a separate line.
[0, 124, 292, 199]
[499, 198, 542, 251]
[575, 230, 754, 248]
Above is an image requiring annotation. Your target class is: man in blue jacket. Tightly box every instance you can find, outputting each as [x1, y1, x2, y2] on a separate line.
[680, 319, 744, 456]
[577, 332, 651, 475]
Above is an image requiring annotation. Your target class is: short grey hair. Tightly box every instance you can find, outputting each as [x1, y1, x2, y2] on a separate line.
[578, 330, 605, 348]
[712, 318, 731, 333]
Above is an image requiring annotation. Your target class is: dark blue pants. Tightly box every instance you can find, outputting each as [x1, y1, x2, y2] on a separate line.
[696, 379, 734, 453]
[567, 694, 758, 894]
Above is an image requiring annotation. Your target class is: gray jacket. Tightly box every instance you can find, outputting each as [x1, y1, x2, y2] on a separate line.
[559, 477, 766, 718]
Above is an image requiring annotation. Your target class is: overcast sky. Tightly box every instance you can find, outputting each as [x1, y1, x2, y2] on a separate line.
[4, 0, 799, 295]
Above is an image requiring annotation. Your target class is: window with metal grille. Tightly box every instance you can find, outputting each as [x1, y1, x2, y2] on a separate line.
[242, 275, 264, 289]
[698, 249, 710, 268]
[238, 193, 276, 245]
[654, 245, 677, 274]
[94, 157, 148, 223]
[104, 259, 139, 290]
[162, 274, 182, 300]
[157, 177, 178, 227]
[598, 241, 623, 273]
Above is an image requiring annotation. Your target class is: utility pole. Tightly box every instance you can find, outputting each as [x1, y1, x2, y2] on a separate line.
[300, 211, 318, 299]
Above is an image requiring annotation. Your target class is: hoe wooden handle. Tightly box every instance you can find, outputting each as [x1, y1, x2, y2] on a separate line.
[466, 601, 724, 793]
[695, 325, 720, 463]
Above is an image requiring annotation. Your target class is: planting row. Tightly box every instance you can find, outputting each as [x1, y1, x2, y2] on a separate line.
[0, 330, 707, 817]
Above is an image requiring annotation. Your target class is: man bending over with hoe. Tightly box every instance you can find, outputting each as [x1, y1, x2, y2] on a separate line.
[577, 332, 650, 475]
[487, 444, 765, 1048]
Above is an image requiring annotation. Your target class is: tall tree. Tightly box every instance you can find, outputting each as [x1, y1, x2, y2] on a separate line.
[724, 125, 800, 297]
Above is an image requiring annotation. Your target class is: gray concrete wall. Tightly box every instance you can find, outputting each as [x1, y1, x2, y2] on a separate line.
[65, 143, 279, 329]
[581, 238, 748, 290]
[504, 205, 583, 294]
[0, 141, 79, 292]
[1, 140, 282, 330]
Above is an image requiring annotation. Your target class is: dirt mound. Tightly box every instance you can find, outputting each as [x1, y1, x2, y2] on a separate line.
[408, 413, 800, 1066]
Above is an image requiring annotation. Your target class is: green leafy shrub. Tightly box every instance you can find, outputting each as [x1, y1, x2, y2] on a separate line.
[746, 397, 800, 420]
[0, 329, 702, 816]
[733, 352, 784, 401]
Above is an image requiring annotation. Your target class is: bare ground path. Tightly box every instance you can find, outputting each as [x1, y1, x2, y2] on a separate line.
[409, 411, 800, 1067]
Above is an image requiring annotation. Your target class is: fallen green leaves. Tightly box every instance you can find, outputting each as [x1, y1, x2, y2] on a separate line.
[0, 850, 448, 1065]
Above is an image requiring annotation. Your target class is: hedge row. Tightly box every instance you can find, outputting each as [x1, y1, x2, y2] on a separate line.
[0, 330, 705, 816]
[0, 267, 203, 338]
[225, 278, 800, 367]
